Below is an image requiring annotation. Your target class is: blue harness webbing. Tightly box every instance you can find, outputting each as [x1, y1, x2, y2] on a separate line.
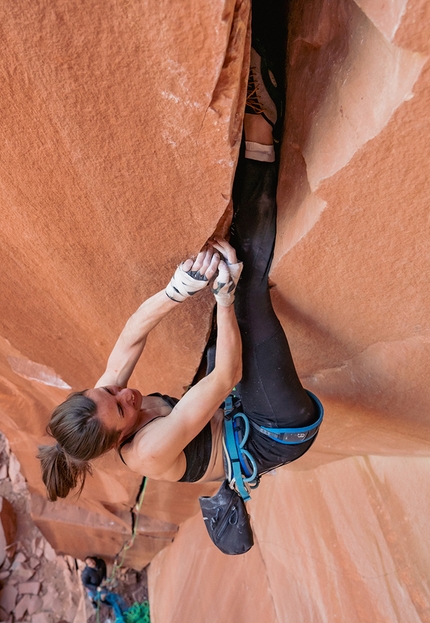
[251, 391, 324, 444]
[223, 391, 324, 502]
[223, 398, 256, 502]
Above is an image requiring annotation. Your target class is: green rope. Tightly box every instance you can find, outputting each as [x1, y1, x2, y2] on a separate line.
[124, 601, 151, 623]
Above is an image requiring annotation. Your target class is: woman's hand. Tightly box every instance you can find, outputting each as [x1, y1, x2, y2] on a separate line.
[165, 246, 220, 303]
[212, 261, 243, 307]
[181, 246, 220, 280]
[209, 238, 243, 307]
[209, 237, 238, 265]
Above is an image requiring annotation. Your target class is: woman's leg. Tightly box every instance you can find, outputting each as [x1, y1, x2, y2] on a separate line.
[231, 114, 316, 431]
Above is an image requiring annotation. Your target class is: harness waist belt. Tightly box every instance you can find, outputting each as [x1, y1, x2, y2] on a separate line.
[250, 391, 324, 445]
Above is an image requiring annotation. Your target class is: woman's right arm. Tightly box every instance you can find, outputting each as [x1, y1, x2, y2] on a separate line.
[95, 247, 220, 389]
[95, 290, 182, 388]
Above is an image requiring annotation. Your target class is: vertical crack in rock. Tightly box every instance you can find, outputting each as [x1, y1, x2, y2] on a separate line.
[207, 0, 250, 148]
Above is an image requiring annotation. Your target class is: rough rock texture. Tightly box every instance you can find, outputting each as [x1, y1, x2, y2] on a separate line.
[0, 431, 149, 623]
[0, 0, 250, 566]
[0, 497, 17, 566]
[0, 0, 429, 622]
[149, 450, 430, 623]
[0, 433, 85, 623]
[148, 0, 430, 621]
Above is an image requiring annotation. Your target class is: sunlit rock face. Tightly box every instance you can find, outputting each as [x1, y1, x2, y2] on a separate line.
[0, 0, 250, 565]
[273, 0, 430, 427]
[148, 0, 430, 621]
[1, 0, 430, 621]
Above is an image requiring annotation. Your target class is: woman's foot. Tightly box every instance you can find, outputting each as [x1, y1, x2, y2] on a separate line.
[245, 40, 284, 143]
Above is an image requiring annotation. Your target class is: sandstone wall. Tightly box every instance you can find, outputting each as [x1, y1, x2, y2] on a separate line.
[148, 0, 430, 621]
[0, 0, 250, 566]
[0, 0, 429, 621]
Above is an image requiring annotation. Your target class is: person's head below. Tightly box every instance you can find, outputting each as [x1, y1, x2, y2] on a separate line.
[84, 556, 98, 569]
[38, 391, 121, 502]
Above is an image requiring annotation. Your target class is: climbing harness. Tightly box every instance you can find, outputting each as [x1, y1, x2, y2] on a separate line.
[222, 391, 324, 502]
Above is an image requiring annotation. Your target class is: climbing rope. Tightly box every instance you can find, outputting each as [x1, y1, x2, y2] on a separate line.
[109, 476, 148, 582]
[94, 477, 148, 623]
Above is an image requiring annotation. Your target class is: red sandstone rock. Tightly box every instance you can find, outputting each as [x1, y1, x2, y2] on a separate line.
[27, 595, 43, 616]
[31, 613, 51, 623]
[14, 594, 31, 620]
[18, 581, 40, 595]
[0, 0, 429, 621]
[147, 0, 430, 620]
[0, 0, 250, 567]
[9, 568, 35, 584]
[0, 497, 17, 563]
[0, 584, 17, 614]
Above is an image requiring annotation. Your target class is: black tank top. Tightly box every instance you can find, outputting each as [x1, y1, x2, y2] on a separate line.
[118, 393, 212, 482]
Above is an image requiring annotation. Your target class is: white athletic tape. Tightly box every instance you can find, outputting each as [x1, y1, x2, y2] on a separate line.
[165, 263, 209, 303]
[228, 261, 243, 287]
[212, 261, 243, 307]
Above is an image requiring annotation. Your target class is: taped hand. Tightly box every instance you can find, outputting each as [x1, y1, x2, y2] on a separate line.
[165, 247, 219, 303]
[209, 237, 243, 306]
[212, 259, 243, 307]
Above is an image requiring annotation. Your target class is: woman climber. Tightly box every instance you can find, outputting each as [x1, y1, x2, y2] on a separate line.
[38, 42, 323, 506]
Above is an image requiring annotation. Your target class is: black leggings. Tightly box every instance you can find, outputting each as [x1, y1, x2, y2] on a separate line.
[229, 155, 319, 473]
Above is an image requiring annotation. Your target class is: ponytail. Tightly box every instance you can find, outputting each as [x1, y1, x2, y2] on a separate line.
[38, 391, 121, 500]
[37, 443, 90, 501]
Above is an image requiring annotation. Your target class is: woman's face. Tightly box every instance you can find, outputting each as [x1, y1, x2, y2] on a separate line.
[85, 386, 142, 438]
